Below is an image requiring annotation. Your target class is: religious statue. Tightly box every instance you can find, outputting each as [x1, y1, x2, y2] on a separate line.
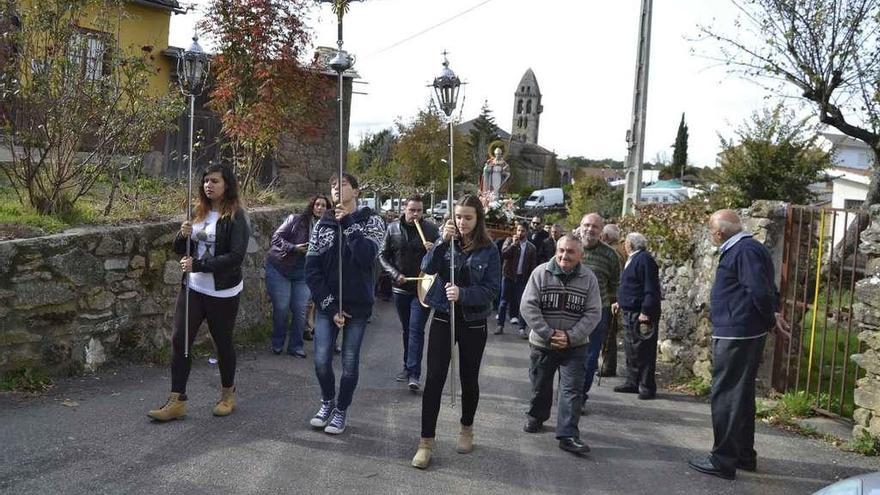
[479, 146, 511, 197]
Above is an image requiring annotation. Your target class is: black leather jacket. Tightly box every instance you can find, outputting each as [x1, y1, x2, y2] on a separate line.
[173, 207, 251, 291]
[379, 218, 440, 294]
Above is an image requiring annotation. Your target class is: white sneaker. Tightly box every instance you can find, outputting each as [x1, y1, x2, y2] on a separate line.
[510, 317, 520, 325]
[324, 408, 347, 434]
[310, 400, 334, 428]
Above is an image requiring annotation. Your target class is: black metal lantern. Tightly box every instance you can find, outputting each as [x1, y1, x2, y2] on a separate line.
[432, 53, 461, 118]
[177, 35, 210, 96]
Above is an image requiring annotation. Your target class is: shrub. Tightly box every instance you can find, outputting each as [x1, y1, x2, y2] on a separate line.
[0, 368, 53, 393]
[846, 431, 879, 456]
[619, 200, 711, 265]
[779, 391, 816, 419]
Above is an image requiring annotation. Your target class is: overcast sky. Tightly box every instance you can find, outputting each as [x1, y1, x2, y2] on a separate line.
[170, 0, 778, 167]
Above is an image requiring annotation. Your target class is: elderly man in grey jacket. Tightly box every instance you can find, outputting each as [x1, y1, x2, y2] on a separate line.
[520, 234, 602, 455]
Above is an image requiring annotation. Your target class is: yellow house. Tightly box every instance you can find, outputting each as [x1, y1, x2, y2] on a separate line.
[12, 0, 184, 97]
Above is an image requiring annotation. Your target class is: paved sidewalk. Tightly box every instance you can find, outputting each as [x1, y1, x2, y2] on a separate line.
[0, 299, 876, 494]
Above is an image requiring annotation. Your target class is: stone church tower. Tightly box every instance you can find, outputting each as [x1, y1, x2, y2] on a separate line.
[511, 68, 543, 144]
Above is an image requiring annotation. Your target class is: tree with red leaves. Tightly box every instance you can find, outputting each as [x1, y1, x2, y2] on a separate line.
[200, 0, 330, 192]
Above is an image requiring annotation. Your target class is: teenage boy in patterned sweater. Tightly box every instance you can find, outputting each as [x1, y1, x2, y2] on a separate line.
[305, 172, 384, 435]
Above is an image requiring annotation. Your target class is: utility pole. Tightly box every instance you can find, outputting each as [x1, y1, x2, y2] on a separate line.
[622, 0, 653, 216]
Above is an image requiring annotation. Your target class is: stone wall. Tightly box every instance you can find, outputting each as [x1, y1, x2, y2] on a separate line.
[656, 201, 787, 390]
[852, 205, 880, 439]
[273, 74, 352, 200]
[0, 207, 290, 374]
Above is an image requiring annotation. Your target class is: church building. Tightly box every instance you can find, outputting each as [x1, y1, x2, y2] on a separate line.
[458, 69, 571, 191]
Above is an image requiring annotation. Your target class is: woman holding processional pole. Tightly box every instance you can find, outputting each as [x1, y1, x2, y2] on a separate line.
[411, 194, 501, 468]
[148, 164, 250, 422]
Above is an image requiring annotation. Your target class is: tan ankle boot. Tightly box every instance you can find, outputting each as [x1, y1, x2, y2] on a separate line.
[212, 386, 236, 416]
[457, 425, 474, 453]
[147, 393, 187, 422]
[411, 437, 434, 469]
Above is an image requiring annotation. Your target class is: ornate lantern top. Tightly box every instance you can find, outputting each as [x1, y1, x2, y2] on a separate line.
[432, 52, 461, 118]
[177, 35, 211, 97]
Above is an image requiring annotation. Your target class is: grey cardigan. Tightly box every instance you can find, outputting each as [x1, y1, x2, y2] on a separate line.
[520, 261, 603, 350]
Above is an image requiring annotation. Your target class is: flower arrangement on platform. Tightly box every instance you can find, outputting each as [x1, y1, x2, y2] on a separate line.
[480, 191, 516, 227]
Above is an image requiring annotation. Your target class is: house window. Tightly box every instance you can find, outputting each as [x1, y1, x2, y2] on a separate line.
[517, 99, 524, 114]
[844, 199, 864, 210]
[526, 100, 532, 114]
[68, 30, 110, 81]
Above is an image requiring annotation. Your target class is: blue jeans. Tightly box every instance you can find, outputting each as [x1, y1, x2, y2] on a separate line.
[583, 307, 612, 395]
[497, 275, 527, 328]
[313, 312, 368, 411]
[265, 263, 310, 354]
[393, 292, 429, 379]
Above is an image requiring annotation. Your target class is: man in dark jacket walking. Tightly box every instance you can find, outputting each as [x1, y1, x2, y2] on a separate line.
[496, 222, 537, 337]
[379, 196, 440, 391]
[612, 232, 661, 399]
[689, 209, 789, 480]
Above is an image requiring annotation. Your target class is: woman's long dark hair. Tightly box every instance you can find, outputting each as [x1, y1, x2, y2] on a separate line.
[306, 194, 331, 219]
[456, 194, 492, 252]
[194, 164, 241, 222]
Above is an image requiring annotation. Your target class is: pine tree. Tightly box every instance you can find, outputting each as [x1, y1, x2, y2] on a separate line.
[671, 113, 688, 180]
[467, 100, 501, 172]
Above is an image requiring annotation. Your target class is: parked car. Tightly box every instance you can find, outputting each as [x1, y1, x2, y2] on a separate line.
[430, 199, 456, 220]
[523, 188, 565, 209]
[813, 471, 880, 494]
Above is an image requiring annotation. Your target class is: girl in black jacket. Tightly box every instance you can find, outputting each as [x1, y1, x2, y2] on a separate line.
[148, 164, 251, 422]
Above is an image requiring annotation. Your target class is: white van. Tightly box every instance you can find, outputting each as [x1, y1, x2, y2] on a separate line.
[429, 199, 456, 219]
[380, 198, 404, 213]
[524, 188, 564, 209]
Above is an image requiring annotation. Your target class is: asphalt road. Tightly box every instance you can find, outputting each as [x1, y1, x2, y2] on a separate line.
[1, 298, 877, 494]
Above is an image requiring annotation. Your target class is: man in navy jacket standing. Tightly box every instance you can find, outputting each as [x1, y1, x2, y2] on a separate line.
[689, 210, 789, 480]
[611, 232, 661, 400]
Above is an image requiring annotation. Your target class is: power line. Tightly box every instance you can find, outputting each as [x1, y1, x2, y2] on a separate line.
[367, 0, 495, 57]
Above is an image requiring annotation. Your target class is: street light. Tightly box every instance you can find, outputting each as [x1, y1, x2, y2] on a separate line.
[431, 51, 462, 407]
[176, 34, 210, 358]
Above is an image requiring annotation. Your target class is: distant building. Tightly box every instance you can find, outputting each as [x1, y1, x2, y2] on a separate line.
[457, 68, 571, 190]
[608, 169, 660, 188]
[821, 131, 873, 242]
[640, 179, 690, 204]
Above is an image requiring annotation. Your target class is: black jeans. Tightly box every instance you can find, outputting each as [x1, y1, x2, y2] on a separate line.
[710, 335, 766, 473]
[421, 311, 487, 438]
[621, 311, 658, 394]
[527, 344, 588, 439]
[170, 288, 240, 394]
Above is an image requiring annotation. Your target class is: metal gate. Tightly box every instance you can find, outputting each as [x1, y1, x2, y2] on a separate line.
[772, 205, 869, 419]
